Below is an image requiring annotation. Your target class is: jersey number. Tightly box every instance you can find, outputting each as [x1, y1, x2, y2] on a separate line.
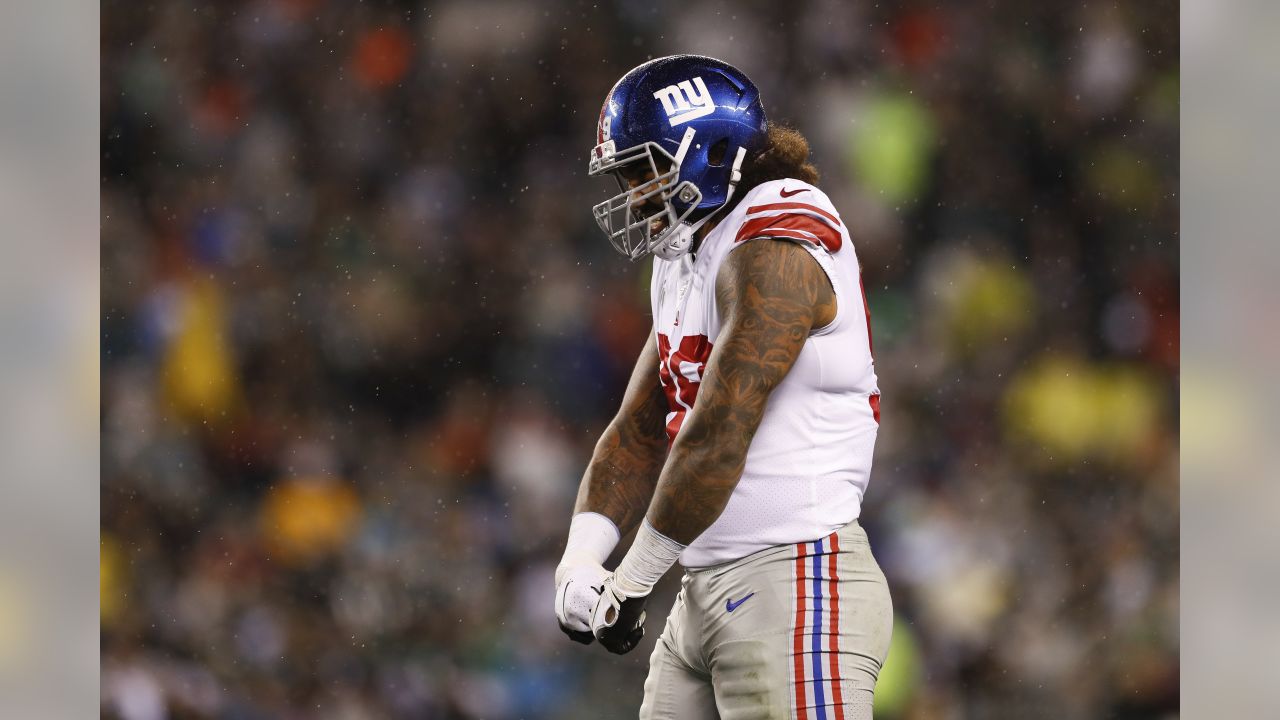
[656, 333, 713, 443]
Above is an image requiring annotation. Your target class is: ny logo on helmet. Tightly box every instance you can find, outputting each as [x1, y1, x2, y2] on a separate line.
[652, 77, 714, 127]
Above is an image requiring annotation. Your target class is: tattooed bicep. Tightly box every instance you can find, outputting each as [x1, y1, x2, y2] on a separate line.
[711, 239, 835, 392]
[717, 240, 834, 340]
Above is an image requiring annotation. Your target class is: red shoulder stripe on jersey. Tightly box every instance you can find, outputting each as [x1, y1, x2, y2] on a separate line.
[735, 213, 843, 253]
[745, 201, 842, 228]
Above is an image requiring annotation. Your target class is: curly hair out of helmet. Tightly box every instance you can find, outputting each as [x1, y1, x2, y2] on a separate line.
[721, 123, 820, 216]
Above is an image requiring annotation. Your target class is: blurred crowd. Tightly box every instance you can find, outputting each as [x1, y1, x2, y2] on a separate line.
[101, 0, 1179, 718]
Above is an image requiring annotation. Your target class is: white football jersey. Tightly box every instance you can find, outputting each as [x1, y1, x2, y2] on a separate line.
[651, 179, 881, 568]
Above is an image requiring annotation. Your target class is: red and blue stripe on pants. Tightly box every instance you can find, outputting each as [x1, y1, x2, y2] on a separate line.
[792, 531, 844, 720]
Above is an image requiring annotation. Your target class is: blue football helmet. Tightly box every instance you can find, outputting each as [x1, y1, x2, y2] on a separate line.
[589, 55, 768, 260]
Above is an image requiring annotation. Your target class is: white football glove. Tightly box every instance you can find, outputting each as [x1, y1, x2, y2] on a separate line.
[554, 562, 610, 644]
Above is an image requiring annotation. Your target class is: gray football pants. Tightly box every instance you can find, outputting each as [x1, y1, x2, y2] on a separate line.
[639, 521, 893, 720]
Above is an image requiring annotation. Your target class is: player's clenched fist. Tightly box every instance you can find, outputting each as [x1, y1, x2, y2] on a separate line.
[555, 514, 682, 655]
[589, 574, 649, 655]
[554, 512, 622, 645]
[589, 520, 684, 655]
[554, 562, 610, 645]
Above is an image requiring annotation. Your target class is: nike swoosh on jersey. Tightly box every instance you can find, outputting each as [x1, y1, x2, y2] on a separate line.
[726, 592, 755, 612]
[779, 187, 806, 197]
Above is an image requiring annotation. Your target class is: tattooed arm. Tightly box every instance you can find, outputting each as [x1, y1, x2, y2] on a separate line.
[645, 240, 837, 544]
[572, 330, 670, 534]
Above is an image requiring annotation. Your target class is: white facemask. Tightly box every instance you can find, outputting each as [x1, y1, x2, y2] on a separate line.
[647, 146, 747, 262]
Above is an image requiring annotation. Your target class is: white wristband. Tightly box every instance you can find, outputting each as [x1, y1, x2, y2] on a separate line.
[558, 512, 621, 579]
[613, 520, 686, 597]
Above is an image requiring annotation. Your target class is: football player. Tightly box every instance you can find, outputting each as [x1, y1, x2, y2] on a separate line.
[555, 55, 892, 720]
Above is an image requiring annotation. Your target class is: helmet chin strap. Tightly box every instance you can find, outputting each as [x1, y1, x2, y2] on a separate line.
[652, 145, 749, 262]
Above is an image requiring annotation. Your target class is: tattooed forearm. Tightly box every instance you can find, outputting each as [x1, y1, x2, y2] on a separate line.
[574, 332, 670, 535]
[646, 240, 836, 544]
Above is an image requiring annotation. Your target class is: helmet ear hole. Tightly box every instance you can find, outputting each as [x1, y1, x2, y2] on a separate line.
[707, 138, 729, 167]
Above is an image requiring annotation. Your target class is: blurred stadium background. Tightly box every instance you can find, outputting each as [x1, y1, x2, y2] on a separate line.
[100, 1, 1179, 718]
